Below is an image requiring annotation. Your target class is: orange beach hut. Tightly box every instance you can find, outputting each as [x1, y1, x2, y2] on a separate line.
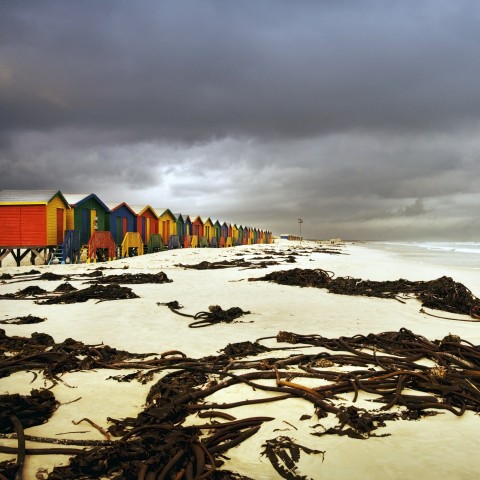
[129, 205, 159, 245]
[0, 190, 70, 265]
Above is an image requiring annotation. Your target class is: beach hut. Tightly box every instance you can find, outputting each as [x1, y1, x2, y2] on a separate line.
[105, 202, 137, 246]
[129, 205, 159, 245]
[232, 224, 239, 246]
[154, 208, 177, 246]
[63, 193, 110, 246]
[191, 216, 204, 247]
[213, 220, 222, 242]
[182, 214, 193, 248]
[0, 190, 70, 265]
[202, 217, 215, 246]
[243, 226, 250, 245]
[183, 215, 192, 237]
[221, 222, 229, 241]
[174, 213, 185, 243]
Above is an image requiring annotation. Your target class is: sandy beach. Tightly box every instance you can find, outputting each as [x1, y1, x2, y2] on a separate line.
[1, 241, 480, 479]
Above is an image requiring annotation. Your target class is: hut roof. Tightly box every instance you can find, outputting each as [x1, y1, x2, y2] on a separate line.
[153, 208, 176, 219]
[0, 190, 69, 206]
[63, 193, 110, 211]
[105, 202, 137, 215]
[128, 204, 158, 217]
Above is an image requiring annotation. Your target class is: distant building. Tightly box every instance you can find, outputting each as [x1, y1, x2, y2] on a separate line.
[280, 234, 303, 241]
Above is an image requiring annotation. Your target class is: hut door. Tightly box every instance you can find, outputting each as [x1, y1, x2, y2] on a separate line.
[90, 210, 97, 234]
[163, 221, 169, 242]
[81, 209, 89, 245]
[146, 218, 151, 242]
[116, 217, 123, 245]
[56, 209, 64, 244]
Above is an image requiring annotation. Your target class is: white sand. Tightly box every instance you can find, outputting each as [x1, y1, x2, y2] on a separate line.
[1, 241, 479, 479]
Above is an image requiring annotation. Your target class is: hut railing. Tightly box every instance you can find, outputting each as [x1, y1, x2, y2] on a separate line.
[168, 235, 181, 250]
[146, 234, 164, 253]
[63, 230, 81, 264]
[86, 231, 117, 262]
[122, 232, 144, 257]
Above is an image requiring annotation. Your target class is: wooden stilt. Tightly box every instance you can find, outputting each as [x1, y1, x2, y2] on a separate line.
[11, 249, 30, 267]
[0, 248, 11, 268]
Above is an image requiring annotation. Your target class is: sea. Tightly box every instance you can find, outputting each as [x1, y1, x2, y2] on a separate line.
[365, 241, 480, 270]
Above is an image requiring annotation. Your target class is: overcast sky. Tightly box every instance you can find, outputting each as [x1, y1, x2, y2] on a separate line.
[1, 0, 480, 240]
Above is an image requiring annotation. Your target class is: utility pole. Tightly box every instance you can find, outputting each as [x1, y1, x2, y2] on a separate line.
[298, 218, 303, 241]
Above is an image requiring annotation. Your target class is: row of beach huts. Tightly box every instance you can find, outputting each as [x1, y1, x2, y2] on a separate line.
[0, 190, 273, 266]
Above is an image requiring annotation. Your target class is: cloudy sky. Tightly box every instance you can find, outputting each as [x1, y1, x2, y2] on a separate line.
[1, 0, 480, 240]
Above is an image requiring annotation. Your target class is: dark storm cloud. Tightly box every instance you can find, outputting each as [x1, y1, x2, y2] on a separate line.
[2, 0, 480, 139]
[1, 1, 480, 240]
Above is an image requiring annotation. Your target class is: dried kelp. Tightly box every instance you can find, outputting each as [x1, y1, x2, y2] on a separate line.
[250, 269, 480, 318]
[0, 331, 159, 380]
[221, 341, 270, 356]
[83, 271, 172, 285]
[0, 329, 55, 353]
[0, 390, 58, 433]
[161, 302, 251, 328]
[39, 272, 64, 281]
[54, 282, 77, 293]
[261, 436, 325, 480]
[176, 259, 251, 269]
[35, 284, 139, 304]
[2, 328, 480, 479]
[0, 314, 45, 325]
[0, 285, 48, 299]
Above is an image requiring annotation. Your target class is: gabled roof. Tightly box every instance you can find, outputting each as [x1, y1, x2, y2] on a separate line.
[63, 193, 110, 212]
[201, 216, 214, 225]
[191, 215, 204, 224]
[128, 204, 159, 217]
[105, 202, 137, 216]
[0, 190, 70, 207]
[153, 208, 176, 220]
[173, 213, 184, 222]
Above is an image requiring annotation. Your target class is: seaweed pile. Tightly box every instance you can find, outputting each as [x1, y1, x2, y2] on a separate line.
[176, 257, 302, 270]
[250, 268, 480, 318]
[0, 315, 45, 325]
[176, 259, 251, 269]
[0, 329, 157, 381]
[159, 302, 251, 328]
[83, 272, 172, 285]
[0, 390, 60, 479]
[1, 328, 480, 479]
[176, 259, 282, 270]
[0, 284, 139, 304]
